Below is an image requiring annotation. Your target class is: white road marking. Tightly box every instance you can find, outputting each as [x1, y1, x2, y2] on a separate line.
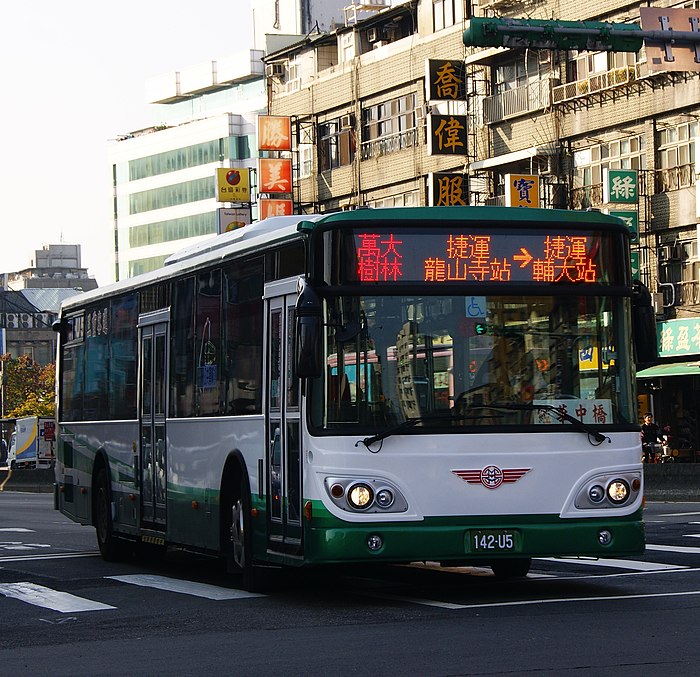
[538, 557, 683, 571]
[0, 551, 100, 563]
[0, 528, 34, 533]
[683, 534, 700, 539]
[441, 589, 700, 610]
[647, 543, 700, 554]
[658, 512, 700, 517]
[0, 582, 115, 613]
[107, 574, 265, 600]
[360, 587, 700, 611]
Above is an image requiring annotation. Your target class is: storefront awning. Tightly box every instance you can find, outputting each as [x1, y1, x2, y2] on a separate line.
[636, 361, 700, 378]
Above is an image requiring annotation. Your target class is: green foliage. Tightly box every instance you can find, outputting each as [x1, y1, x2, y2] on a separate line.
[1, 354, 55, 419]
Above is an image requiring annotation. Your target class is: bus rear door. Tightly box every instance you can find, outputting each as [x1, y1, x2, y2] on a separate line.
[265, 280, 302, 558]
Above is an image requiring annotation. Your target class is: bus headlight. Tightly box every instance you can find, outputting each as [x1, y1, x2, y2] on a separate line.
[607, 479, 630, 504]
[324, 477, 408, 513]
[348, 483, 373, 510]
[573, 471, 640, 510]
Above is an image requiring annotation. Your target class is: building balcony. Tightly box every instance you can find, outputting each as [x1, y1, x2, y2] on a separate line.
[360, 128, 418, 160]
[552, 65, 639, 104]
[654, 164, 695, 193]
[483, 79, 552, 124]
[570, 183, 604, 209]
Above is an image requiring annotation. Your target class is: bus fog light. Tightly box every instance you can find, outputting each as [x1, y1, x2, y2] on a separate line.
[348, 483, 374, 509]
[599, 530, 613, 546]
[330, 483, 344, 499]
[376, 488, 394, 508]
[367, 534, 383, 551]
[588, 485, 605, 503]
[607, 479, 630, 504]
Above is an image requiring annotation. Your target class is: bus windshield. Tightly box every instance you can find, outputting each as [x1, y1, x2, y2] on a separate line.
[310, 292, 636, 432]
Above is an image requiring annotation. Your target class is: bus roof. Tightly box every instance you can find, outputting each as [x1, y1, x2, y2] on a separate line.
[297, 206, 627, 232]
[60, 214, 322, 312]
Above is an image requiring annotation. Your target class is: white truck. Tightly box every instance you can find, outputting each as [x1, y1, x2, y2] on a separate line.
[6, 417, 56, 469]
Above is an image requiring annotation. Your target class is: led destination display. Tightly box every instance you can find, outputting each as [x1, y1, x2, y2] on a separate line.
[337, 227, 623, 286]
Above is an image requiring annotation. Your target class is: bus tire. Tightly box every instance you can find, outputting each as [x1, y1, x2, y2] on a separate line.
[227, 483, 266, 592]
[95, 467, 131, 562]
[491, 557, 531, 579]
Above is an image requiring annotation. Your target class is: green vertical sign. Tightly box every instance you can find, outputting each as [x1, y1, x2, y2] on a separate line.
[603, 169, 638, 204]
[610, 210, 639, 243]
[630, 251, 640, 281]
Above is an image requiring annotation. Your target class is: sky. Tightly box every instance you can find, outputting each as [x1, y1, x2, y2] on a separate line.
[0, 0, 252, 286]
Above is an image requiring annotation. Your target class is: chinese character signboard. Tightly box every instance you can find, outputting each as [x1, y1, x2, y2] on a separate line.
[603, 169, 638, 204]
[428, 115, 467, 155]
[259, 199, 294, 219]
[216, 168, 250, 202]
[630, 251, 640, 281]
[657, 318, 700, 358]
[429, 172, 468, 206]
[426, 59, 466, 101]
[259, 158, 293, 194]
[217, 207, 251, 234]
[258, 115, 292, 151]
[506, 174, 540, 208]
[609, 210, 639, 243]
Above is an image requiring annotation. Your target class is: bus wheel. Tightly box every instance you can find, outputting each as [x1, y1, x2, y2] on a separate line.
[228, 487, 265, 591]
[95, 468, 131, 562]
[491, 558, 531, 579]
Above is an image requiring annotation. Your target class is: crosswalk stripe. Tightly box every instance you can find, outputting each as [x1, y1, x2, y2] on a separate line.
[0, 582, 115, 613]
[106, 574, 264, 599]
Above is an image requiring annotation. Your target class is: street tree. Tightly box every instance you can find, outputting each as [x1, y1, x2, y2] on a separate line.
[1, 354, 55, 419]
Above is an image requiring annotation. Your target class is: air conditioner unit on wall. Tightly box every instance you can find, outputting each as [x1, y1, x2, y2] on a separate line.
[265, 63, 285, 79]
[340, 114, 355, 129]
[658, 244, 684, 261]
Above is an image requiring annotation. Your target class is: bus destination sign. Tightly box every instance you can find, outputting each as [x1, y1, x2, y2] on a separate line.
[352, 230, 605, 285]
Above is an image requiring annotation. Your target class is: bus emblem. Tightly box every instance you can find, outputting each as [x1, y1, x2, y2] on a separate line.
[452, 466, 530, 490]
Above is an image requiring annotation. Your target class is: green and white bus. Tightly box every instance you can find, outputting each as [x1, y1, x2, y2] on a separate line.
[53, 206, 654, 587]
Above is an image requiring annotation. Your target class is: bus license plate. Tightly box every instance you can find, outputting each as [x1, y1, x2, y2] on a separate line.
[469, 530, 519, 552]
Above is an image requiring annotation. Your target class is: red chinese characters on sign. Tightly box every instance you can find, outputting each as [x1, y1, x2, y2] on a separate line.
[357, 233, 404, 282]
[424, 234, 597, 284]
[425, 235, 508, 282]
[534, 236, 597, 283]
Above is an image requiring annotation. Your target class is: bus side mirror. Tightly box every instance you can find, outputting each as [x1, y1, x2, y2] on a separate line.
[295, 280, 323, 379]
[632, 280, 658, 366]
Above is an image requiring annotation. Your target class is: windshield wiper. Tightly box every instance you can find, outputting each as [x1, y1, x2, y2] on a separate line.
[469, 402, 609, 445]
[357, 413, 456, 449]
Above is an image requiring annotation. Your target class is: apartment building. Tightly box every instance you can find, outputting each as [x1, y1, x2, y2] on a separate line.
[264, 0, 700, 453]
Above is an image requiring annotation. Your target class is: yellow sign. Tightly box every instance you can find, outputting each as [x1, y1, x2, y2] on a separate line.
[506, 174, 540, 208]
[216, 168, 251, 203]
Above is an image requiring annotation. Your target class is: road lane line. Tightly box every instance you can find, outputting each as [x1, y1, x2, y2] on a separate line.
[0, 551, 101, 563]
[538, 557, 683, 571]
[0, 582, 115, 613]
[647, 543, 700, 554]
[658, 512, 700, 517]
[107, 574, 265, 600]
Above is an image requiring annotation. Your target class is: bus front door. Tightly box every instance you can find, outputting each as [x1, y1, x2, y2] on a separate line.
[139, 312, 169, 530]
[265, 284, 302, 557]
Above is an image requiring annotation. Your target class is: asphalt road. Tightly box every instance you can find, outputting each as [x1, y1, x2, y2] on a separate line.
[1, 493, 700, 676]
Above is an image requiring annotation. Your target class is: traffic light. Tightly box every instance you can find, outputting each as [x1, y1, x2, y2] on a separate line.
[474, 322, 489, 335]
[463, 17, 644, 53]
